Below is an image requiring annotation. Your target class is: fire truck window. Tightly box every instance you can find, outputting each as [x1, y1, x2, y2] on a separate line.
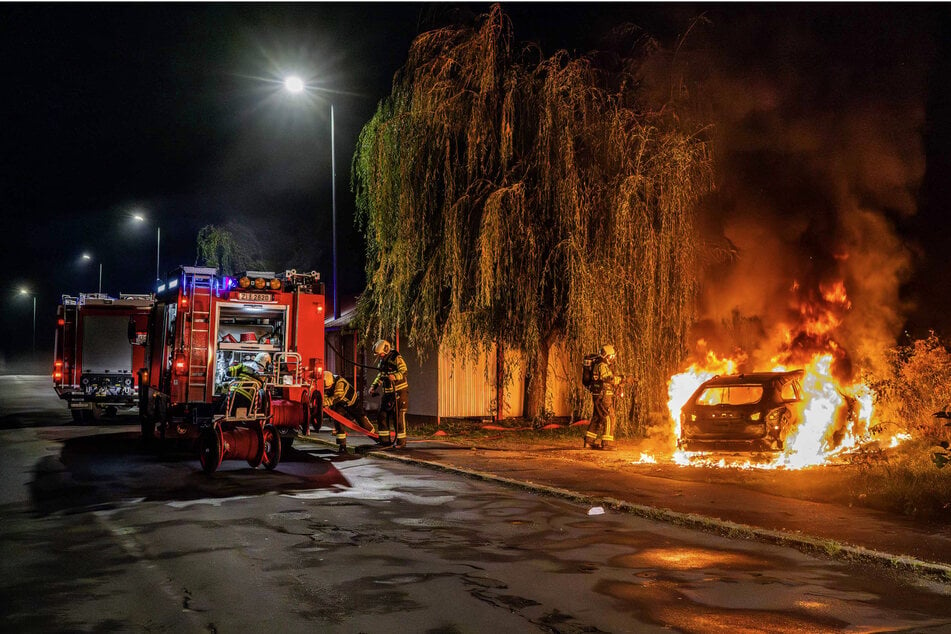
[696, 385, 763, 406]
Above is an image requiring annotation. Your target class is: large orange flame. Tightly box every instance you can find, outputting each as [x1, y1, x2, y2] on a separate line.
[663, 280, 895, 470]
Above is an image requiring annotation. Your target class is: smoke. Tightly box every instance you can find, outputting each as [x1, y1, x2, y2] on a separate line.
[681, 6, 934, 377]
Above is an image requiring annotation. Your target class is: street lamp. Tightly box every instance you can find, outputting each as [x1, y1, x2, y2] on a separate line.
[284, 75, 339, 320]
[82, 252, 102, 294]
[133, 212, 161, 285]
[18, 287, 36, 358]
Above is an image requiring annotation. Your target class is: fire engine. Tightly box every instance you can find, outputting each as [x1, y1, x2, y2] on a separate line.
[53, 293, 154, 422]
[137, 266, 327, 471]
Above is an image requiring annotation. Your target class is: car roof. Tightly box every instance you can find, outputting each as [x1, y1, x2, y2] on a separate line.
[699, 370, 803, 387]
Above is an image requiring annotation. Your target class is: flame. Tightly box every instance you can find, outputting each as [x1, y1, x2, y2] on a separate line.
[659, 279, 905, 470]
[666, 346, 741, 440]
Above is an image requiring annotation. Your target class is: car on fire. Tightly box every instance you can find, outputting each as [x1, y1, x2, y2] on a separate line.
[679, 370, 804, 452]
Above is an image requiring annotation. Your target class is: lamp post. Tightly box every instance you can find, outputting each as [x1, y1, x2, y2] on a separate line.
[284, 75, 338, 320]
[18, 288, 36, 358]
[133, 213, 161, 285]
[82, 253, 102, 294]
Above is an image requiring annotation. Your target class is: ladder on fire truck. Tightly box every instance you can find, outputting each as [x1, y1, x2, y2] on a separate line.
[182, 268, 214, 402]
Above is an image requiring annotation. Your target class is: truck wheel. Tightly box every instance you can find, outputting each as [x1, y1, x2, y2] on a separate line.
[198, 427, 222, 474]
[309, 392, 323, 432]
[299, 390, 311, 436]
[281, 432, 295, 452]
[88, 404, 103, 422]
[261, 424, 281, 471]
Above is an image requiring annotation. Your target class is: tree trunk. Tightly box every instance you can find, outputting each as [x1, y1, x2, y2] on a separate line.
[524, 332, 556, 421]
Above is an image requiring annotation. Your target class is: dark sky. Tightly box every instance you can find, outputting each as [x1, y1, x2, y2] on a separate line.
[1, 2, 949, 368]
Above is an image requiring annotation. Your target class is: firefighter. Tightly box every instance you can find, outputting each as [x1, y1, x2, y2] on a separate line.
[585, 344, 622, 451]
[369, 339, 409, 448]
[251, 352, 272, 376]
[323, 370, 375, 453]
[225, 353, 269, 416]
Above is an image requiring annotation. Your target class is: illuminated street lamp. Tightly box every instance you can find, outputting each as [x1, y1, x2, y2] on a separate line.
[284, 75, 339, 319]
[82, 252, 102, 294]
[18, 287, 36, 358]
[133, 212, 161, 285]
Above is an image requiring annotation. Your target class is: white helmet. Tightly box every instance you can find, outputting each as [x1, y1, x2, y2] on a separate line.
[373, 339, 392, 356]
[255, 352, 272, 367]
[599, 344, 616, 360]
[323, 371, 334, 388]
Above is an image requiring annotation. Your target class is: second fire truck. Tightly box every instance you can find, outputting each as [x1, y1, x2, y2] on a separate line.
[138, 266, 327, 470]
[53, 293, 154, 422]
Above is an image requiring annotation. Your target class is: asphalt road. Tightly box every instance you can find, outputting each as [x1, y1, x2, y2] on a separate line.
[2, 375, 951, 633]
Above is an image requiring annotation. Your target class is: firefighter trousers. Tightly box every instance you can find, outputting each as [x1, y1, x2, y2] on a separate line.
[331, 402, 374, 444]
[377, 388, 408, 445]
[586, 393, 615, 448]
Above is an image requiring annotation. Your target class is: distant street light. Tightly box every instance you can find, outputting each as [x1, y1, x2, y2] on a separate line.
[284, 75, 339, 319]
[18, 287, 36, 358]
[133, 212, 161, 285]
[82, 252, 102, 294]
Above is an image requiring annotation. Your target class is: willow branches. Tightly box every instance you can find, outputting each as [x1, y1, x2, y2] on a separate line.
[353, 4, 712, 430]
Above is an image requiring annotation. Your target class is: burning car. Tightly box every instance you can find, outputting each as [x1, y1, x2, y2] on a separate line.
[679, 370, 804, 452]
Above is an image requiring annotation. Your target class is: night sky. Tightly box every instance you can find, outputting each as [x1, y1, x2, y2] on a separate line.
[2, 3, 950, 369]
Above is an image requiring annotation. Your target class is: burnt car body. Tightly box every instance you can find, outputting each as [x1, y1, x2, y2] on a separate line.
[679, 370, 804, 452]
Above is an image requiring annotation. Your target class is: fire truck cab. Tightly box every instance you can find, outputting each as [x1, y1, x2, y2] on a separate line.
[53, 293, 154, 422]
[139, 266, 326, 467]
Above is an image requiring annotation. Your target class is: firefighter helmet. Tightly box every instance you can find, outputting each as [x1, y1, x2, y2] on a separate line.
[373, 339, 392, 356]
[599, 344, 616, 361]
[255, 352, 272, 368]
[323, 371, 334, 391]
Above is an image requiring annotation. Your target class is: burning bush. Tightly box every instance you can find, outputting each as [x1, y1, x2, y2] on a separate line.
[869, 332, 951, 442]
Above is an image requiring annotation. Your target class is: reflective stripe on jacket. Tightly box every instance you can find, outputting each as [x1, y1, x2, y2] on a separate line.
[593, 358, 620, 396]
[329, 376, 357, 407]
[227, 363, 263, 400]
[371, 350, 408, 393]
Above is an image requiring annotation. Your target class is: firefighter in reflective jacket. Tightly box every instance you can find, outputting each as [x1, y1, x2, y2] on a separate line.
[323, 371, 375, 453]
[585, 344, 622, 451]
[226, 352, 270, 416]
[370, 339, 408, 448]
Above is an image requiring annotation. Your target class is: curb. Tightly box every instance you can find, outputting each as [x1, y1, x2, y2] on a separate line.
[297, 434, 951, 584]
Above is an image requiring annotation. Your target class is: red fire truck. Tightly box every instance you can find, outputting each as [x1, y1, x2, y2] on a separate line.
[53, 293, 154, 422]
[138, 266, 327, 471]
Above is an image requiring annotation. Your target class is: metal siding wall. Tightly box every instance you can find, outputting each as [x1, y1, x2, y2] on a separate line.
[402, 344, 438, 417]
[499, 346, 524, 418]
[438, 346, 494, 418]
[546, 343, 573, 417]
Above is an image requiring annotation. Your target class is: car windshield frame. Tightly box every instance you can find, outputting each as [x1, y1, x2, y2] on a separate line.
[694, 384, 764, 406]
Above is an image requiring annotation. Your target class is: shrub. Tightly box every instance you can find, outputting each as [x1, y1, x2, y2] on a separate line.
[870, 332, 951, 442]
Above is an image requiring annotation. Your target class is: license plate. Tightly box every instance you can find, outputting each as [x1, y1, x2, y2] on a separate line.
[236, 292, 273, 302]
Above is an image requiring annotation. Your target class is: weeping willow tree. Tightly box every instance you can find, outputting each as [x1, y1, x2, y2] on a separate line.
[353, 5, 711, 433]
[195, 223, 267, 277]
